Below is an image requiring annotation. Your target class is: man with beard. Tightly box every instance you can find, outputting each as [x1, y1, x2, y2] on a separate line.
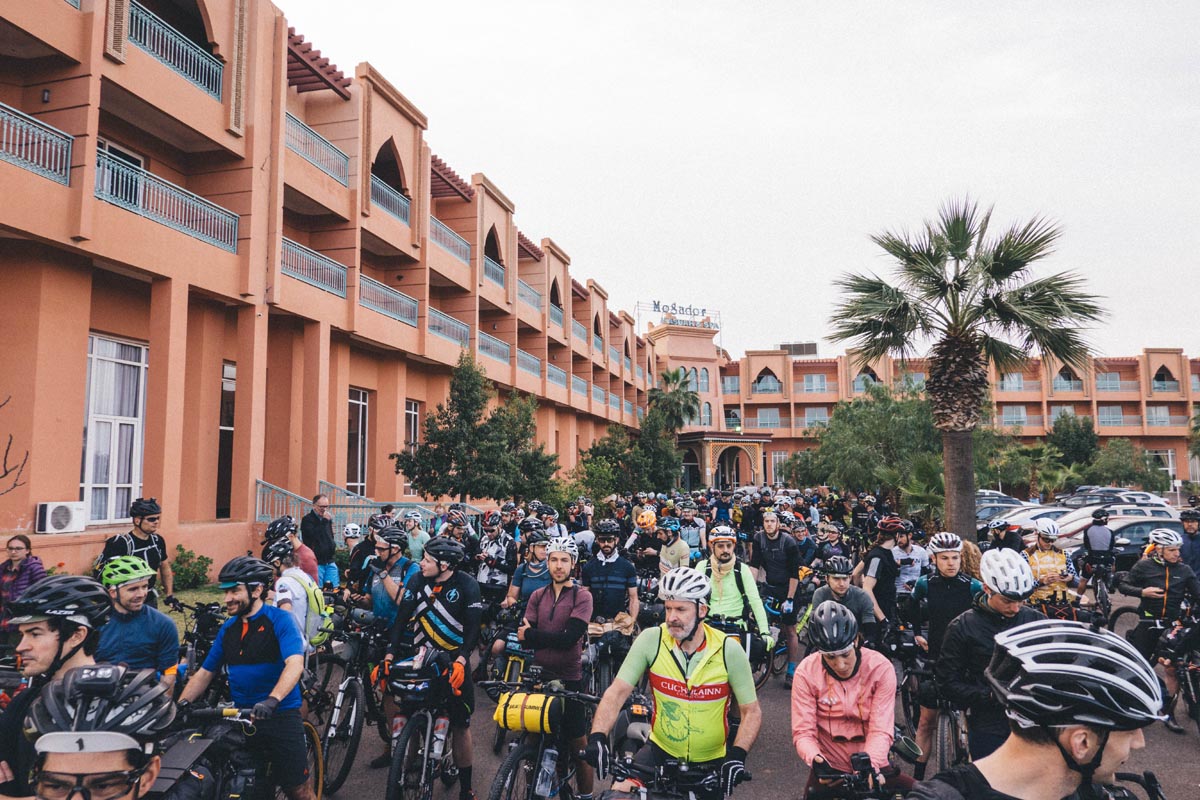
[96, 556, 179, 690]
[581, 520, 639, 622]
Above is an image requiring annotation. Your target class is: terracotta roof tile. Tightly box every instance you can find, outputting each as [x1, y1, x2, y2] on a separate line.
[517, 230, 544, 261]
[430, 154, 474, 201]
[287, 29, 351, 99]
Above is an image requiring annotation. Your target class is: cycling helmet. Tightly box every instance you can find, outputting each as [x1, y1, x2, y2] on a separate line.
[926, 532, 964, 554]
[8, 576, 111, 629]
[899, 519, 916, 535]
[658, 516, 681, 534]
[877, 515, 905, 536]
[99, 556, 156, 589]
[678, 500, 697, 512]
[1180, 509, 1200, 522]
[128, 498, 161, 519]
[708, 525, 737, 543]
[986, 518, 1009, 531]
[217, 556, 274, 589]
[402, 509, 423, 522]
[1034, 518, 1061, 541]
[377, 525, 409, 549]
[542, 508, 560, 522]
[980, 548, 1037, 600]
[261, 537, 294, 565]
[424, 537, 466, 567]
[501, 502, 517, 513]
[264, 515, 297, 541]
[986, 620, 1163, 732]
[658, 567, 711, 604]
[808, 600, 859, 653]
[636, 509, 658, 530]
[822, 556, 854, 578]
[519, 518, 547, 536]
[546, 535, 579, 562]
[1091, 509, 1110, 521]
[594, 519, 622, 537]
[863, 495, 877, 505]
[28, 664, 176, 758]
[368, 513, 391, 531]
[482, 510, 502, 529]
[343, 522, 362, 539]
[1149, 528, 1183, 548]
[446, 509, 467, 526]
[777, 511, 797, 529]
[523, 530, 549, 547]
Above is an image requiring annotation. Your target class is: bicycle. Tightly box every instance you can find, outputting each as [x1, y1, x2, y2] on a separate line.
[1156, 613, 1200, 736]
[384, 647, 462, 800]
[487, 606, 534, 754]
[165, 596, 229, 704]
[1110, 771, 1168, 800]
[600, 750, 751, 800]
[806, 752, 903, 800]
[706, 615, 772, 690]
[482, 666, 602, 800]
[583, 619, 633, 698]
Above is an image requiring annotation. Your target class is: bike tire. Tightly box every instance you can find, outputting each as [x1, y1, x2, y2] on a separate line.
[487, 742, 539, 800]
[771, 644, 788, 676]
[596, 657, 613, 697]
[900, 672, 921, 737]
[322, 677, 365, 793]
[1108, 606, 1143, 637]
[751, 650, 771, 690]
[387, 710, 431, 800]
[276, 720, 324, 800]
[934, 711, 956, 774]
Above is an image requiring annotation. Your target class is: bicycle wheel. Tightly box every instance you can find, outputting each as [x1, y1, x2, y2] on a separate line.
[771, 643, 788, 676]
[1108, 607, 1142, 637]
[387, 711, 431, 800]
[934, 710, 956, 774]
[1094, 581, 1112, 628]
[322, 678, 365, 793]
[277, 720, 324, 800]
[596, 657, 613, 696]
[488, 742, 538, 800]
[751, 651, 771, 690]
[899, 671, 921, 737]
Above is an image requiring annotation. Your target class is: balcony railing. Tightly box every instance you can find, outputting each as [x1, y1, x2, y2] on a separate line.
[637, 407, 644, 421]
[1095, 380, 1141, 392]
[1151, 380, 1181, 392]
[518, 280, 542, 311]
[803, 416, 830, 428]
[609, 392, 620, 410]
[593, 334, 603, 353]
[637, 365, 645, 382]
[428, 308, 469, 347]
[751, 380, 782, 394]
[281, 237, 346, 296]
[65, 0, 81, 7]
[517, 349, 541, 377]
[624, 399, 634, 415]
[1002, 415, 1044, 428]
[478, 331, 511, 363]
[370, 175, 410, 224]
[572, 375, 588, 396]
[1052, 378, 1084, 392]
[284, 113, 348, 185]
[609, 345, 620, 364]
[1147, 415, 1190, 427]
[1097, 415, 1142, 427]
[430, 216, 471, 264]
[549, 304, 564, 328]
[572, 319, 588, 342]
[546, 364, 568, 388]
[359, 275, 418, 326]
[624, 356, 632, 373]
[129, 1, 222, 99]
[746, 416, 789, 429]
[483, 256, 505, 288]
[96, 151, 238, 252]
[997, 380, 1040, 393]
[796, 380, 831, 394]
[0, 103, 73, 185]
[592, 385, 605, 404]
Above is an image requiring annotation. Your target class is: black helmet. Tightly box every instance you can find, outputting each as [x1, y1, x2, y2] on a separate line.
[519, 518, 546, 536]
[822, 556, 854, 577]
[446, 509, 467, 526]
[8, 575, 111, 630]
[501, 502, 517, 513]
[129, 497, 161, 519]
[367, 513, 391, 532]
[217, 555, 274, 588]
[540, 506, 560, 521]
[1180, 509, 1200, 522]
[377, 525, 408, 549]
[594, 519, 622, 537]
[1091, 509, 1110, 521]
[424, 537, 466, 567]
[264, 515, 297, 542]
[808, 600, 859, 652]
[28, 664, 176, 759]
[261, 537, 293, 565]
[986, 620, 1163, 732]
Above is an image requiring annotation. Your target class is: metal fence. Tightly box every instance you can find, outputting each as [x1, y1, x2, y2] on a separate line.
[517, 349, 541, 376]
[370, 175, 411, 224]
[549, 305, 564, 328]
[285, 113, 349, 185]
[0, 102, 72, 185]
[477, 331, 511, 362]
[483, 256, 505, 287]
[359, 275, 418, 325]
[518, 279, 542, 310]
[429, 308, 469, 346]
[281, 237, 346, 296]
[129, 1, 222, 99]
[546, 364, 567, 387]
[430, 216, 471, 264]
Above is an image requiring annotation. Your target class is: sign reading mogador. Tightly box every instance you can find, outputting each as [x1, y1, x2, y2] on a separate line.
[648, 300, 720, 330]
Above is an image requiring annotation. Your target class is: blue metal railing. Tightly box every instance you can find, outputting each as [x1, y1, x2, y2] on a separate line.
[518, 279, 542, 310]
[319, 480, 366, 502]
[546, 364, 568, 387]
[593, 334, 603, 353]
[571, 375, 587, 396]
[478, 331, 511, 362]
[624, 356, 632, 373]
[549, 305, 564, 328]
[95, 151, 238, 251]
[430, 216, 471, 264]
[637, 407, 644, 421]
[592, 385, 605, 404]
[429, 308, 469, 347]
[483, 256, 505, 288]
[371, 175, 411, 224]
[65, 0, 81, 7]
[0, 102, 72, 185]
[609, 392, 620, 410]
[624, 399, 633, 415]
[608, 345, 620, 364]
[637, 365, 645, 382]
[517, 349, 541, 376]
[359, 275, 418, 326]
[572, 319, 588, 341]
[285, 113, 349, 186]
[281, 237, 346, 296]
[129, 1, 223, 99]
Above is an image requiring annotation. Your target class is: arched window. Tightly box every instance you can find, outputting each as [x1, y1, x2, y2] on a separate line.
[687, 368, 699, 392]
[701, 402, 713, 426]
[752, 368, 781, 393]
[699, 368, 710, 393]
[371, 138, 408, 194]
[484, 226, 503, 264]
[853, 367, 879, 393]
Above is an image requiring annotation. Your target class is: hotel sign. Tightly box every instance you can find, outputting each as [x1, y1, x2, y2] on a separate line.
[650, 300, 720, 330]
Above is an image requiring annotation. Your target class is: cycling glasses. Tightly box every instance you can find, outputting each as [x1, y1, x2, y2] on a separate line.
[34, 768, 147, 800]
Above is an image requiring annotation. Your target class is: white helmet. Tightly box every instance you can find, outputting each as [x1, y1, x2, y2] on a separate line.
[1034, 518, 1061, 541]
[980, 548, 1037, 600]
[343, 522, 362, 538]
[926, 532, 963, 554]
[708, 525, 737, 543]
[546, 534, 579, 562]
[658, 567, 711, 604]
[1149, 528, 1183, 548]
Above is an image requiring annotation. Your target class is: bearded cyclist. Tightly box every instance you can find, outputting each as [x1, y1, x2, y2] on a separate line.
[697, 526, 772, 672]
[585, 567, 760, 799]
[750, 511, 802, 682]
[810, 556, 880, 642]
[95, 556, 179, 690]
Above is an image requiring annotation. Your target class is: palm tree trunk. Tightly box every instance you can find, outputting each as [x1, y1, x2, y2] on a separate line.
[943, 429, 976, 538]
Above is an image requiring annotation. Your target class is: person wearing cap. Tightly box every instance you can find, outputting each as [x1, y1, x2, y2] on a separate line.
[655, 517, 691, 576]
[95, 556, 180, 689]
[909, 621, 1164, 800]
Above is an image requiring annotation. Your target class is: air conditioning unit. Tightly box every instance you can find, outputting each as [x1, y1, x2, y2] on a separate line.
[36, 502, 87, 534]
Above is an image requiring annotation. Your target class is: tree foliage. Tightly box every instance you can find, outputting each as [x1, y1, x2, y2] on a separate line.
[647, 368, 700, 432]
[1046, 414, 1099, 466]
[1083, 438, 1169, 492]
[575, 405, 683, 495]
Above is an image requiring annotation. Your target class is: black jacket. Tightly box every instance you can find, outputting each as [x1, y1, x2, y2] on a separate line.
[300, 510, 336, 563]
[1119, 557, 1200, 620]
[936, 593, 1044, 715]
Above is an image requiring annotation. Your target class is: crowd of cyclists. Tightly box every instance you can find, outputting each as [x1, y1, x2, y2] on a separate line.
[1, 488, 1198, 800]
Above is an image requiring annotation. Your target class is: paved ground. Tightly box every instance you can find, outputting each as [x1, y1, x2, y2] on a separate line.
[334, 607, 1200, 799]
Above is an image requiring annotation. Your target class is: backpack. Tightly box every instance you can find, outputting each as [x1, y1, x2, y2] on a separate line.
[281, 568, 334, 648]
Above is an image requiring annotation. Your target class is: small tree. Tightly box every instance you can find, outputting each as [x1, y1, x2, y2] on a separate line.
[479, 392, 560, 501]
[1046, 414, 1099, 466]
[1083, 439, 1170, 492]
[647, 368, 700, 433]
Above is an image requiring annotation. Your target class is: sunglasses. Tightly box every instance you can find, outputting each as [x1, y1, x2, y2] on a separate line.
[143, 516, 161, 522]
[820, 645, 856, 659]
[34, 768, 146, 800]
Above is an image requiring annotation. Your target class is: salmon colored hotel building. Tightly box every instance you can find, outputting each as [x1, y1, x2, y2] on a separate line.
[0, 1, 1196, 574]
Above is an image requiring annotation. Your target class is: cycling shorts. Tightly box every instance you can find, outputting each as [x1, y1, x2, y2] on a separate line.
[245, 709, 310, 791]
[1127, 619, 1167, 661]
[446, 669, 476, 728]
[916, 674, 941, 710]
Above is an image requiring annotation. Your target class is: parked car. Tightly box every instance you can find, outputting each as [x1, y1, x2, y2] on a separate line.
[1054, 504, 1180, 538]
[1058, 491, 1168, 509]
[1059, 518, 1186, 574]
[975, 492, 1024, 507]
[976, 503, 1022, 524]
[981, 506, 1072, 543]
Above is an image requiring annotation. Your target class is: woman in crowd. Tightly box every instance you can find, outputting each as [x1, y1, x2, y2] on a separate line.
[0, 534, 47, 644]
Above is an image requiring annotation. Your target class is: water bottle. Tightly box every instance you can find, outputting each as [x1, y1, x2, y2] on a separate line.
[534, 746, 558, 796]
[391, 714, 408, 742]
[430, 715, 450, 759]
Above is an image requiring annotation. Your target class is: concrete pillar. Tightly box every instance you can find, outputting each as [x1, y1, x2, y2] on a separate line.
[230, 305, 268, 521]
[180, 302, 224, 522]
[143, 277, 189, 531]
[374, 357, 405, 500]
[300, 320, 331, 492]
[328, 337, 351, 485]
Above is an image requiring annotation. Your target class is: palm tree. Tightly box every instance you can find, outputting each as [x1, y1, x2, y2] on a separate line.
[648, 367, 701, 432]
[829, 198, 1105, 538]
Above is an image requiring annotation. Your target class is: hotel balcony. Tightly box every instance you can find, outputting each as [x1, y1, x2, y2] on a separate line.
[428, 215, 472, 288]
[424, 307, 470, 366]
[545, 363, 569, 405]
[477, 331, 513, 384]
[129, 2, 222, 99]
[516, 279, 543, 329]
[283, 113, 352, 218]
[571, 319, 590, 358]
[515, 348, 542, 394]
[0, 103, 73, 185]
[358, 275, 417, 326]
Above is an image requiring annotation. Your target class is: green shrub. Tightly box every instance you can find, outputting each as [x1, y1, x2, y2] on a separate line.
[172, 544, 213, 590]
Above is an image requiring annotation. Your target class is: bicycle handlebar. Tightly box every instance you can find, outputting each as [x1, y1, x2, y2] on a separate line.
[477, 679, 601, 705]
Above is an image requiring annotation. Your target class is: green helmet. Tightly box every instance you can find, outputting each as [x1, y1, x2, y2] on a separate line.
[100, 556, 157, 589]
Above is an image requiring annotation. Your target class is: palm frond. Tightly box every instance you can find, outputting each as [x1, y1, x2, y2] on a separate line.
[829, 275, 939, 363]
[938, 197, 984, 261]
[978, 334, 1027, 374]
[979, 216, 1062, 285]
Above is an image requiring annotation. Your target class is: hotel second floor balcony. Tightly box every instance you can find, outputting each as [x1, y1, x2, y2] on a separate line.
[280, 237, 346, 296]
[285, 113, 349, 186]
[128, 1, 223, 100]
[0, 103, 73, 185]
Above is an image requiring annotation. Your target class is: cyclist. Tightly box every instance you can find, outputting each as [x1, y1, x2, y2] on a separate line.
[1179, 508, 1200, 574]
[585, 567, 760, 799]
[517, 535, 595, 799]
[908, 533, 982, 781]
[385, 538, 484, 800]
[262, 515, 318, 581]
[1118, 527, 1200, 732]
[178, 556, 314, 800]
[0, 576, 110, 798]
[750, 510, 802, 680]
[23, 664, 176, 800]
[95, 556, 179, 689]
[353, 525, 419, 626]
[1073, 509, 1116, 594]
[983, 518, 1023, 552]
[347, 514, 387, 587]
[1021, 518, 1079, 616]
[791, 601, 911, 797]
[99, 498, 174, 607]
[678, 499, 708, 554]
[850, 494, 876, 535]
[810, 556, 879, 641]
[441, 514, 481, 574]
[697, 526, 771, 668]
[791, 517, 818, 567]
[541, 507, 570, 538]
[401, 509, 431, 560]
[936, 548, 1043, 760]
[909, 620, 1164, 800]
[811, 522, 852, 570]
[262, 537, 319, 653]
[656, 516, 691, 575]
[858, 516, 903, 642]
[501, 522, 550, 607]
[500, 502, 520, 538]
[476, 510, 517, 611]
[892, 522, 929, 597]
[626, 509, 662, 570]
[581, 519, 640, 623]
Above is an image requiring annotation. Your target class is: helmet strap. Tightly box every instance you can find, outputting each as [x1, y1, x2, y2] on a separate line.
[1049, 727, 1109, 798]
[47, 625, 88, 682]
[683, 601, 707, 644]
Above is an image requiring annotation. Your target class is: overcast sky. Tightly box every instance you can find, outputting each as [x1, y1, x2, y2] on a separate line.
[280, 1, 1200, 361]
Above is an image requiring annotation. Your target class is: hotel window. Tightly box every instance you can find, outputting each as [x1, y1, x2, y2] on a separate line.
[1096, 372, 1120, 391]
[347, 388, 369, 496]
[698, 368, 710, 393]
[803, 374, 827, 393]
[999, 373, 1024, 391]
[805, 407, 829, 427]
[216, 362, 235, 519]
[770, 451, 789, 484]
[758, 408, 780, 428]
[722, 376, 740, 394]
[1000, 406, 1027, 425]
[1097, 405, 1123, 426]
[1050, 405, 1074, 422]
[701, 402, 713, 426]
[80, 334, 148, 523]
[1145, 405, 1169, 426]
[1145, 449, 1176, 478]
[402, 399, 420, 494]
